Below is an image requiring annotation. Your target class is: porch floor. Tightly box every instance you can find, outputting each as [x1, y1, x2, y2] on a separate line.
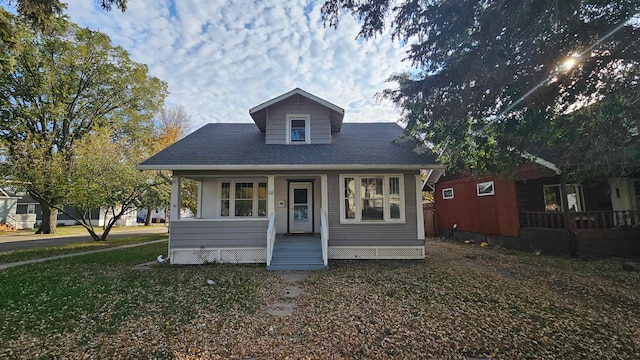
[267, 234, 326, 271]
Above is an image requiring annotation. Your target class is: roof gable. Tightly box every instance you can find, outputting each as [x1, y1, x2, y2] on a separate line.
[249, 88, 345, 133]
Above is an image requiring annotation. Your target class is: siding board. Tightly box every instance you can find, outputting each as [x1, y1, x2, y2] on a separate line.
[326, 171, 421, 246]
[265, 97, 332, 144]
[170, 219, 267, 248]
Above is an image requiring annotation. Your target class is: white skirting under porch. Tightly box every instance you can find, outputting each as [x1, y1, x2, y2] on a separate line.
[170, 247, 267, 264]
[170, 245, 425, 264]
[329, 246, 425, 259]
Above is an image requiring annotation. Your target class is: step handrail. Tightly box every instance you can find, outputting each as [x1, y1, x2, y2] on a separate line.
[266, 212, 276, 266]
[321, 210, 328, 266]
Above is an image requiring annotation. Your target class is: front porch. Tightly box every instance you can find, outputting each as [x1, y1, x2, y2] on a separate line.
[518, 210, 640, 256]
[168, 173, 330, 269]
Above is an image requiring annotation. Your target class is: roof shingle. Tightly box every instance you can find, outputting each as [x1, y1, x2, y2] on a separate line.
[139, 123, 439, 169]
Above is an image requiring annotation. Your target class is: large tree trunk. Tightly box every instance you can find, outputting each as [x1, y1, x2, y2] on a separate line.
[36, 205, 58, 234]
[144, 207, 152, 226]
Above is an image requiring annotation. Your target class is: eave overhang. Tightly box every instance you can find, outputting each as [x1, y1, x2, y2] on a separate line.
[137, 164, 447, 172]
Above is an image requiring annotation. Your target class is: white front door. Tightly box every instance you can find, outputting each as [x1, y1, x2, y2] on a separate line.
[289, 182, 313, 233]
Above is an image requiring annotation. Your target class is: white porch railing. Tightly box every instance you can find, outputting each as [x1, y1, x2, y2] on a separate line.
[266, 212, 276, 266]
[321, 210, 329, 266]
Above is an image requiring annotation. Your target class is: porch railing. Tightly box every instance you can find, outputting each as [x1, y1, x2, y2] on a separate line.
[520, 210, 640, 230]
[321, 210, 329, 266]
[266, 213, 276, 266]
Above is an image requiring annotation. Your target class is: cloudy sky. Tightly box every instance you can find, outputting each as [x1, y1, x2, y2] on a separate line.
[64, 0, 411, 131]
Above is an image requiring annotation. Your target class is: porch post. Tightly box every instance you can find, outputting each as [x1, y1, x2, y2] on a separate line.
[321, 174, 329, 266]
[196, 179, 203, 218]
[321, 175, 329, 220]
[267, 175, 275, 216]
[170, 175, 181, 223]
[415, 174, 425, 240]
[169, 175, 181, 262]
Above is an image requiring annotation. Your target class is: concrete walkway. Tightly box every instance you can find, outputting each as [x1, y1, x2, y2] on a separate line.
[0, 239, 168, 270]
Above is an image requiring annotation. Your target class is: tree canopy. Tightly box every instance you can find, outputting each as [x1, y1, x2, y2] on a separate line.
[0, 16, 167, 234]
[322, 0, 640, 180]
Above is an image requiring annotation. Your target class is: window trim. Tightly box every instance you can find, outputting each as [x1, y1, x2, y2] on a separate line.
[218, 179, 267, 218]
[442, 187, 454, 199]
[543, 184, 585, 212]
[339, 174, 406, 224]
[286, 114, 311, 144]
[476, 181, 495, 197]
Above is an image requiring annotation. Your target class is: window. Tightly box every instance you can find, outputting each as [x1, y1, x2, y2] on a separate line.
[442, 188, 454, 199]
[220, 180, 267, 218]
[543, 184, 584, 212]
[476, 181, 495, 196]
[27, 205, 35, 214]
[286, 114, 310, 144]
[340, 174, 405, 223]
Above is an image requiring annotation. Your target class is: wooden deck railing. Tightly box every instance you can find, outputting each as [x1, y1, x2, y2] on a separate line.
[520, 210, 640, 230]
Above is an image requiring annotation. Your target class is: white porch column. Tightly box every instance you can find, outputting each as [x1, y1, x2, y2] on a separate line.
[267, 175, 275, 216]
[321, 174, 329, 220]
[196, 179, 203, 218]
[170, 175, 181, 223]
[415, 174, 425, 240]
[321, 174, 329, 266]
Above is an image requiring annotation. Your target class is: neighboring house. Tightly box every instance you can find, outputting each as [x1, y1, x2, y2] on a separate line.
[16, 194, 138, 228]
[433, 160, 640, 256]
[0, 189, 21, 230]
[138, 88, 443, 269]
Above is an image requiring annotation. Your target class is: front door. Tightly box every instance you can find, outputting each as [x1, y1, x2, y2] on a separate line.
[289, 182, 313, 233]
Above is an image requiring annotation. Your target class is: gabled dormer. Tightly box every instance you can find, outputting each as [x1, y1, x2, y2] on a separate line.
[249, 88, 345, 144]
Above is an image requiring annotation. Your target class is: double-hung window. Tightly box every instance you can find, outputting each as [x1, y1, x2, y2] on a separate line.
[286, 114, 311, 144]
[220, 181, 267, 217]
[340, 174, 405, 223]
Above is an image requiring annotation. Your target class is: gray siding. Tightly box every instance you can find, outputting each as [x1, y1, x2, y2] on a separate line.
[265, 99, 331, 144]
[170, 219, 268, 248]
[326, 171, 421, 247]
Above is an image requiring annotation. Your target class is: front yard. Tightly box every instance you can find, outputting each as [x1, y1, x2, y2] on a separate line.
[0, 240, 638, 359]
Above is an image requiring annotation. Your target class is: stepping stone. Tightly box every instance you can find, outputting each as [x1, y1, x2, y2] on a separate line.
[280, 271, 309, 283]
[284, 285, 303, 298]
[265, 302, 297, 317]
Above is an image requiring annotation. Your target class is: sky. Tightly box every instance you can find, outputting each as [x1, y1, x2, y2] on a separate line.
[64, 0, 411, 131]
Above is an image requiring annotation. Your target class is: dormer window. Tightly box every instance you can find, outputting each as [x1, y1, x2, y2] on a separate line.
[286, 114, 311, 144]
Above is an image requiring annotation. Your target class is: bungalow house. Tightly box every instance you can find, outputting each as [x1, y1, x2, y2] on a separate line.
[0, 188, 20, 230]
[432, 158, 640, 256]
[138, 88, 443, 269]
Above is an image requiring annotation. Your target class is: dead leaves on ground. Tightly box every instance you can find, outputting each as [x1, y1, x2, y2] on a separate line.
[2, 241, 639, 359]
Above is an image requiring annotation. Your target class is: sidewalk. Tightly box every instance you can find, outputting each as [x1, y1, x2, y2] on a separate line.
[0, 226, 168, 252]
[0, 239, 168, 270]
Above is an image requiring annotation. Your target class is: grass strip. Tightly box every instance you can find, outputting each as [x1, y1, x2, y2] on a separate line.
[0, 234, 168, 264]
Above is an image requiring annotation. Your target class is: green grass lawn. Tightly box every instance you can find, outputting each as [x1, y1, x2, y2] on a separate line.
[0, 240, 638, 359]
[0, 234, 169, 264]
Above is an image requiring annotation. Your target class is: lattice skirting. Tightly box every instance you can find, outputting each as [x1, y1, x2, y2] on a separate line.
[170, 247, 267, 265]
[329, 246, 425, 259]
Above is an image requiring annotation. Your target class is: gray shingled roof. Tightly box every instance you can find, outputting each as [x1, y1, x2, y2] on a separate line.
[138, 123, 440, 170]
